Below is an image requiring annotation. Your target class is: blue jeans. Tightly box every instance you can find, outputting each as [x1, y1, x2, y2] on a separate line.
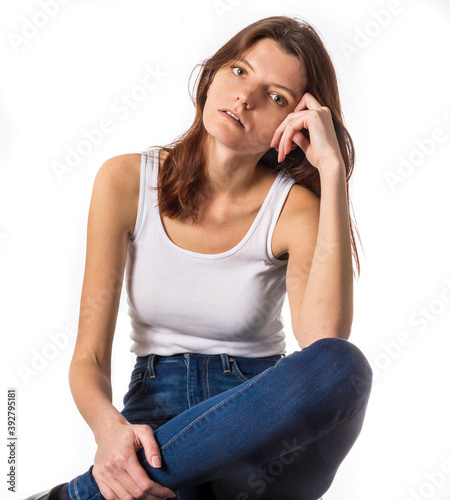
[68, 337, 373, 500]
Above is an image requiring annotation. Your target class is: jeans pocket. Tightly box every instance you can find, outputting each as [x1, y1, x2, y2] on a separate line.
[230, 356, 280, 383]
[123, 360, 148, 407]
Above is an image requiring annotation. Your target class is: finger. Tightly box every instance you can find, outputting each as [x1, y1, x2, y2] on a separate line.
[292, 130, 310, 155]
[97, 479, 119, 500]
[278, 117, 308, 162]
[99, 456, 156, 500]
[125, 454, 176, 499]
[136, 425, 163, 469]
[146, 493, 177, 500]
[293, 92, 323, 112]
[270, 111, 307, 154]
[106, 474, 139, 499]
[108, 468, 171, 500]
[146, 494, 177, 500]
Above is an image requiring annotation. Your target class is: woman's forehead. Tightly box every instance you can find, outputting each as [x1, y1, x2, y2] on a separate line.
[238, 39, 305, 95]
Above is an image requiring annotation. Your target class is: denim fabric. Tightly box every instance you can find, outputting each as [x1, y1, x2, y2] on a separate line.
[68, 337, 372, 500]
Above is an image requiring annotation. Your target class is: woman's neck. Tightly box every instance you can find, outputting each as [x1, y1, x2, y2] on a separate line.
[202, 137, 267, 200]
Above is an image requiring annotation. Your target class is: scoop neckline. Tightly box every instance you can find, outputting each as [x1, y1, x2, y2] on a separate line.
[154, 158, 282, 260]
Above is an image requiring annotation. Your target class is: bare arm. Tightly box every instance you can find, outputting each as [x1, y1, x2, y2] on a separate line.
[284, 164, 353, 348]
[69, 154, 175, 499]
[271, 92, 354, 348]
[69, 155, 131, 439]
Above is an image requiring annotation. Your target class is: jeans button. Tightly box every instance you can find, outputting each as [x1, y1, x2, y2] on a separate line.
[229, 357, 234, 362]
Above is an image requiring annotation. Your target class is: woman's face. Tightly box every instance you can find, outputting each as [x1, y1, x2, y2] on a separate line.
[202, 38, 305, 156]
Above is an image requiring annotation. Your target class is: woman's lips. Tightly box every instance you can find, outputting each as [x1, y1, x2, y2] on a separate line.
[220, 110, 245, 128]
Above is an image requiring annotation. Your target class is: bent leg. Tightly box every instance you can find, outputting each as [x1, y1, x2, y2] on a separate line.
[68, 338, 373, 499]
[206, 404, 366, 500]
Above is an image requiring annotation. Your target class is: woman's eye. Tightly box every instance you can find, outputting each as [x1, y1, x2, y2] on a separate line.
[232, 66, 246, 77]
[270, 93, 286, 106]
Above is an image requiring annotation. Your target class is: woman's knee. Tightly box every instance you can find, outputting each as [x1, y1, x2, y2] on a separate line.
[290, 337, 373, 403]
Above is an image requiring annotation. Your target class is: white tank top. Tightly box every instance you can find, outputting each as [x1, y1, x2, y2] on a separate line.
[125, 148, 297, 357]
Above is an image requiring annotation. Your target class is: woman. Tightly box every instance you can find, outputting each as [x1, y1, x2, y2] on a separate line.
[26, 15, 372, 500]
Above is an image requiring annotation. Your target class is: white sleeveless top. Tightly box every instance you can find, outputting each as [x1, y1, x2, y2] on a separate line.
[125, 149, 297, 357]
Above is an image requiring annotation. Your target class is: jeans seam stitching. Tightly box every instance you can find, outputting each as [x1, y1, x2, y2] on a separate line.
[73, 474, 102, 500]
[204, 357, 210, 399]
[73, 477, 80, 500]
[232, 359, 249, 383]
[186, 355, 192, 408]
[158, 365, 274, 452]
[124, 373, 148, 407]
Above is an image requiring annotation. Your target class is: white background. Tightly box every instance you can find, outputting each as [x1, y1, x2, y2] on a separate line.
[1, 1, 450, 499]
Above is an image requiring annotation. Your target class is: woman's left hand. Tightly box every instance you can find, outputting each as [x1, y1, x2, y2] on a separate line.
[270, 92, 344, 173]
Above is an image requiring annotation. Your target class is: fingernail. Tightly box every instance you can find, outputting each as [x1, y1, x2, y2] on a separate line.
[151, 455, 161, 468]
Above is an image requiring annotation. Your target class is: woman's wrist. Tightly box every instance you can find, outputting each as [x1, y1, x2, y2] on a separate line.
[317, 161, 347, 194]
[91, 410, 129, 444]
[91, 404, 129, 443]
[316, 156, 346, 178]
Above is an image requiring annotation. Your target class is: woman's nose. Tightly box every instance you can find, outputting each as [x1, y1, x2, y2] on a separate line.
[235, 86, 255, 108]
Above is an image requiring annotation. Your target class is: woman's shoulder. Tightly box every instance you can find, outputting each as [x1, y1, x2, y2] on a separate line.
[286, 181, 319, 207]
[284, 183, 320, 230]
[271, 178, 320, 260]
[95, 153, 143, 235]
[271, 166, 320, 211]
[99, 153, 143, 197]
[277, 179, 320, 230]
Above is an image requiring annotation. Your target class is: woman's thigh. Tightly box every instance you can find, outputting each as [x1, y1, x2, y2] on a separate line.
[119, 351, 283, 499]
[119, 345, 369, 500]
[205, 408, 365, 500]
[120, 352, 283, 428]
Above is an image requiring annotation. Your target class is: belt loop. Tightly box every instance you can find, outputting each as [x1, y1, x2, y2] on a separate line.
[147, 354, 156, 378]
[221, 353, 231, 373]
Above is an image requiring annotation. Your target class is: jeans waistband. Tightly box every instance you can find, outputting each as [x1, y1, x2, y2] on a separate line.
[138, 352, 284, 379]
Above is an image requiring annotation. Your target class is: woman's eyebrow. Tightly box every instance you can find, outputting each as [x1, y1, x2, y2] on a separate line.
[239, 57, 297, 101]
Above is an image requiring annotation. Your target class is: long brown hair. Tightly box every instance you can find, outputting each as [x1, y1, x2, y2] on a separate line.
[147, 15, 363, 278]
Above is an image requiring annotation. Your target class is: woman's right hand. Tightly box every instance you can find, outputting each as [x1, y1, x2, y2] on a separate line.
[92, 418, 176, 499]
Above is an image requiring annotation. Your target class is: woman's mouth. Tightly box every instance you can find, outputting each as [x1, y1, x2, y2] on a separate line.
[220, 109, 245, 128]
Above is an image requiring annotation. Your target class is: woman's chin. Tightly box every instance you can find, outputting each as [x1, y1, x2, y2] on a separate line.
[206, 134, 267, 156]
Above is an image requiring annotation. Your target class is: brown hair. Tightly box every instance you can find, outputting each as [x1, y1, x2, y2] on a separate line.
[147, 15, 363, 278]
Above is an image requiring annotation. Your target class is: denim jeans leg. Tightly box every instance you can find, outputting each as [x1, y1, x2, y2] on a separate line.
[67, 338, 372, 500]
[205, 402, 368, 499]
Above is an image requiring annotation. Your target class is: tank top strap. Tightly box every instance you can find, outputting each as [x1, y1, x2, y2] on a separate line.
[243, 170, 296, 264]
[141, 148, 297, 264]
